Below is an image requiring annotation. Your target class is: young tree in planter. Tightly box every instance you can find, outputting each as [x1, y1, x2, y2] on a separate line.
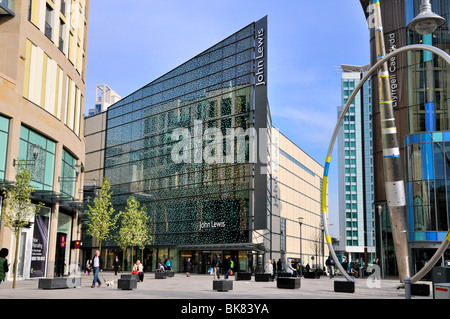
[86, 178, 119, 254]
[1, 160, 43, 288]
[117, 196, 151, 269]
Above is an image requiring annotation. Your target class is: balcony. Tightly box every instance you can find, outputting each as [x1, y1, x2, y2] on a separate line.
[0, 0, 15, 16]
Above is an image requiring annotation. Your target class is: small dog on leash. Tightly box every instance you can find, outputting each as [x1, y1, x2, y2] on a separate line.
[103, 278, 114, 288]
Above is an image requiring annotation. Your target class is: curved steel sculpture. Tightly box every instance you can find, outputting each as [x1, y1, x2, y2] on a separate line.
[321, 44, 450, 283]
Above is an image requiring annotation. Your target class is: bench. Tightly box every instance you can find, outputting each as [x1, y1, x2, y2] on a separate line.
[411, 283, 430, 296]
[303, 271, 320, 279]
[213, 280, 233, 292]
[255, 274, 274, 282]
[334, 281, 355, 293]
[277, 277, 300, 289]
[236, 272, 252, 281]
[155, 271, 167, 279]
[118, 278, 137, 290]
[38, 277, 81, 289]
[121, 274, 140, 281]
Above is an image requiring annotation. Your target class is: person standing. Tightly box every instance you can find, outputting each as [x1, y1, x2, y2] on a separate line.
[0, 248, 9, 285]
[91, 250, 103, 288]
[184, 258, 192, 277]
[211, 254, 221, 280]
[86, 258, 92, 275]
[222, 256, 231, 279]
[264, 260, 273, 276]
[113, 256, 120, 275]
[325, 256, 335, 279]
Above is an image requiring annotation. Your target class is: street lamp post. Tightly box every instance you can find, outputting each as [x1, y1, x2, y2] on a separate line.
[298, 217, 304, 276]
[373, 0, 412, 283]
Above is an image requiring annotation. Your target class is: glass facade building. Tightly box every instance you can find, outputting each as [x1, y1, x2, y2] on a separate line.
[337, 65, 375, 264]
[102, 17, 271, 272]
[89, 16, 327, 274]
[360, 0, 450, 276]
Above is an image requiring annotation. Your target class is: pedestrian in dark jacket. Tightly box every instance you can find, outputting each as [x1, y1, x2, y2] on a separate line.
[0, 248, 9, 285]
[211, 255, 221, 279]
[222, 256, 231, 279]
[113, 256, 120, 275]
[185, 258, 192, 277]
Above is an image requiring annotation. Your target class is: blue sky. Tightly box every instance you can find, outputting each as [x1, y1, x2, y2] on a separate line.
[84, 0, 371, 237]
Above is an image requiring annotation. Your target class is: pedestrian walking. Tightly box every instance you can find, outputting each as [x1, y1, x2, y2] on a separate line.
[85, 259, 92, 275]
[264, 260, 273, 276]
[0, 248, 9, 285]
[211, 254, 221, 280]
[222, 256, 231, 279]
[113, 256, 120, 275]
[91, 250, 103, 288]
[325, 256, 335, 279]
[184, 258, 192, 277]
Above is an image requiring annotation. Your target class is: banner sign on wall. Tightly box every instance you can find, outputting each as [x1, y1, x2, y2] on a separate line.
[30, 215, 49, 278]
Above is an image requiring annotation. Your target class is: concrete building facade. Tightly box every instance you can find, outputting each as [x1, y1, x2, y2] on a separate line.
[0, 0, 89, 280]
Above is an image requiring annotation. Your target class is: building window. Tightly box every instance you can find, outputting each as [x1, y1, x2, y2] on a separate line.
[60, 149, 77, 197]
[0, 115, 10, 181]
[45, 4, 53, 40]
[280, 218, 286, 252]
[58, 19, 65, 52]
[18, 125, 56, 191]
[60, 0, 66, 16]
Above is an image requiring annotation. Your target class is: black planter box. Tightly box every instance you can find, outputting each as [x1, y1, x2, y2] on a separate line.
[155, 272, 167, 279]
[121, 274, 139, 281]
[38, 277, 81, 289]
[334, 281, 355, 293]
[411, 283, 430, 296]
[213, 280, 233, 292]
[304, 271, 320, 279]
[118, 278, 137, 290]
[277, 272, 292, 277]
[236, 272, 252, 280]
[166, 271, 175, 277]
[277, 277, 300, 289]
[255, 274, 274, 282]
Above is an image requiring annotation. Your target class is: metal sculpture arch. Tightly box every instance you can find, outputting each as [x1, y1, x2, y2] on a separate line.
[321, 44, 450, 283]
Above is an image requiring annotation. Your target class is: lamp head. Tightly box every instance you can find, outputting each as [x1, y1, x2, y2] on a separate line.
[407, 0, 446, 35]
[408, 11, 446, 35]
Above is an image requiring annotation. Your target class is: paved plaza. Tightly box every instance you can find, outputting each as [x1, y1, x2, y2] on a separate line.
[0, 271, 433, 300]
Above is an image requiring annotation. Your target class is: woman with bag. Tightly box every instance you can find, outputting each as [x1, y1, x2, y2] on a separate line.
[133, 260, 144, 282]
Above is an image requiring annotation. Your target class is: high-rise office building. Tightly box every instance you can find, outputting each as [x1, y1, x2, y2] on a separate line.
[337, 64, 375, 264]
[88, 84, 121, 116]
[82, 16, 329, 273]
[360, 0, 450, 277]
[0, 0, 89, 280]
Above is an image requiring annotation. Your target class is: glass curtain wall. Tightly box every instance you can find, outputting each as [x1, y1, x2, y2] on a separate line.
[0, 115, 9, 181]
[19, 125, 55, 191]
[105, 24, 256, 247]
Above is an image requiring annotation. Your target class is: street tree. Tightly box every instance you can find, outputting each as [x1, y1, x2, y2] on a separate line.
[1, 160, 43, 288]
[117, 195, 151, 269]
[86, 178, 118, 254]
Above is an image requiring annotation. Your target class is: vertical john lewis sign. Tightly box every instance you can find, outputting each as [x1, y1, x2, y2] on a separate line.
[254, 16, 268, 230]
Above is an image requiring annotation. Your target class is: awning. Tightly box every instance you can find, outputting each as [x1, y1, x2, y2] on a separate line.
[176, 242, 267, 252]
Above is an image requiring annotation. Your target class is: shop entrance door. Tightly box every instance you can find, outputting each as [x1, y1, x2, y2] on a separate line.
[54, 233, 67, 277]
